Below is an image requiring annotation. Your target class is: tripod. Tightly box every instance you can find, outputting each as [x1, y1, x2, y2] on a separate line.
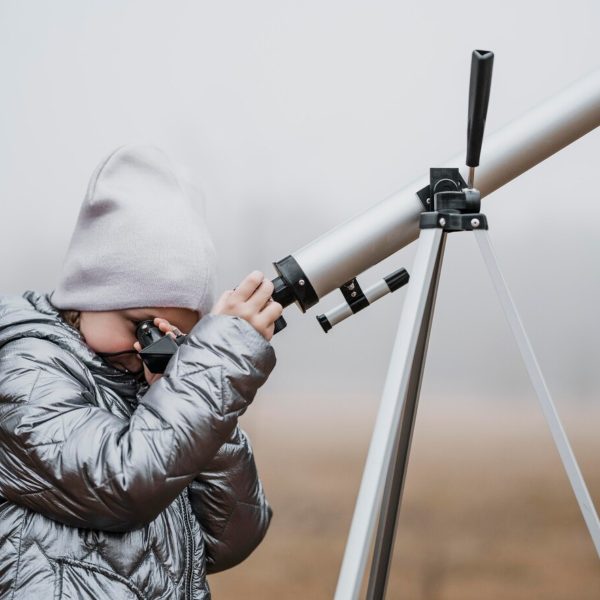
[334, 53, 600, 600]
[334, 204, 600, 600]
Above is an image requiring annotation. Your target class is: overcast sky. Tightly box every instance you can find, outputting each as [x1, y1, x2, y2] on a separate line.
[1, 0, 599, 412]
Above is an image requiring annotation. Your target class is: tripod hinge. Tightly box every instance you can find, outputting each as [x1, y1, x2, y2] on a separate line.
[416, 168, 469, 210]
[420, 211, 488, 231]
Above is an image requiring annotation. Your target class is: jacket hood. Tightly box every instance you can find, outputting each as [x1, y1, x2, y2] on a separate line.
[0, 290, 144, 400]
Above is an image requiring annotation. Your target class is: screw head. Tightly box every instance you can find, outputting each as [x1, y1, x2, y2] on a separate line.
[471, 218, 480, 228]
[439, 217, 446, 227]
[298, 279, 305, 286]
[350, 291, 357, 298]
[347, 282, 355, 291]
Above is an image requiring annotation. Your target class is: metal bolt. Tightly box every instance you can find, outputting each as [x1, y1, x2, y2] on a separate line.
[439, 217, 446, 227]
[347, 283, 355, 291]
[350, 291, 357, 298]
[298, 279, 305, 286]
[471, 218, 480, 228]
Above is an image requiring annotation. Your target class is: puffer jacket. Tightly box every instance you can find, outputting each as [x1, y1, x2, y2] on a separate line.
[0, 290, 275, 599]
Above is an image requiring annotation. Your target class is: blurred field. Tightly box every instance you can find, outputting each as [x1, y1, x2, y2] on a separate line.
[208, 396, 600, 599]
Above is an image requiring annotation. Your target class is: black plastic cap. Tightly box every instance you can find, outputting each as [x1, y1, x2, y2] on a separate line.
[273, 316, 287, 334]
[316, 314, 332, 333]
[271, 275, 295, 308]
[272, 255, 319, 312]
[384, 268, 410, 292]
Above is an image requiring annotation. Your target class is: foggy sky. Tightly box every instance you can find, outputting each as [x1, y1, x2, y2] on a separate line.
[1, 0, 599, 412]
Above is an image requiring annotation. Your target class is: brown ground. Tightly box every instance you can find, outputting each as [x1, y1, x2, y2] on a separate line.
[208, 396, 600, 599]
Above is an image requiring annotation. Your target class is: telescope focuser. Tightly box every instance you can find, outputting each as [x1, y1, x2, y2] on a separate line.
[419, 167, 487, 231]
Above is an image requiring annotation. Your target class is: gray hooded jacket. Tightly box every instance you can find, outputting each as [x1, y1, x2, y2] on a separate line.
[0, 290, 275, 599]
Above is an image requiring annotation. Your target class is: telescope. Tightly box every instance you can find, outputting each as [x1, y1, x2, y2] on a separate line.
[266, 51, 600, 599]
[270, 64, 600, 331]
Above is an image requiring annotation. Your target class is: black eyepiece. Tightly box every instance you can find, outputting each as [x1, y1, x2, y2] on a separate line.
[136, 320, 162, 348]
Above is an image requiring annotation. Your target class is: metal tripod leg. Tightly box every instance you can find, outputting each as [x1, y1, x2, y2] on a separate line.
[334, 228, 445, 600]
[365, 232, 447, 599]
[474, 229, 600, 556]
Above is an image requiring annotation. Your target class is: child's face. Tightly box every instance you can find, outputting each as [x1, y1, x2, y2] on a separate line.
[79, 307, 200, 373]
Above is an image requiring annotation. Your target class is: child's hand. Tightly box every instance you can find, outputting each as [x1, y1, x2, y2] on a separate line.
[210, 270, 283, 341]
[133, 317, 181, 385]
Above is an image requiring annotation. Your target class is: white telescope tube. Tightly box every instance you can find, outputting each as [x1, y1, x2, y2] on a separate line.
[284, 68, 600, 302]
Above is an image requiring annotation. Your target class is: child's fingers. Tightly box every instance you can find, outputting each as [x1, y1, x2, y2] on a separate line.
[211, 289, 233, 313]
[265, 300, 284, 318]
[255, 300, 283, 328]
[263, 322, 275, 342]
[230, 270, 264, 302]
[154, 317, 171, 330]
[246, 279, 275, 310]
[154, 317, 180, 338]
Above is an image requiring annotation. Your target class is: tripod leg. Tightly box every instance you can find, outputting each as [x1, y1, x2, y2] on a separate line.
[474, 229, 600, 557]
[334, 228, 445, 600]
[366, 233, 447, 600]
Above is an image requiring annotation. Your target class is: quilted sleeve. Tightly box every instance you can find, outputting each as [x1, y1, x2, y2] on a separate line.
[0, 314, 275, 532]
[188, 425, 272, 573]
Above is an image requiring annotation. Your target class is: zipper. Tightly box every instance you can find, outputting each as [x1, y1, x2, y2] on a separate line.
[178, 493, 195, 599]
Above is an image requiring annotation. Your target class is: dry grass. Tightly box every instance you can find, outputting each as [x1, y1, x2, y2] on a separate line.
[208, 396, 600, 599]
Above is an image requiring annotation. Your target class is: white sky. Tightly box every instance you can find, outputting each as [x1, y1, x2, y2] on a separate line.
[1, 0, 599, 409]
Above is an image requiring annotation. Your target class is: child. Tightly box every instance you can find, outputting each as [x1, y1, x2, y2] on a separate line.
[0, 145, 283, 599]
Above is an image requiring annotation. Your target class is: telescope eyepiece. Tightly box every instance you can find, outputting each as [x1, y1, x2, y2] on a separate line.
[136, 320, 163, 347]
